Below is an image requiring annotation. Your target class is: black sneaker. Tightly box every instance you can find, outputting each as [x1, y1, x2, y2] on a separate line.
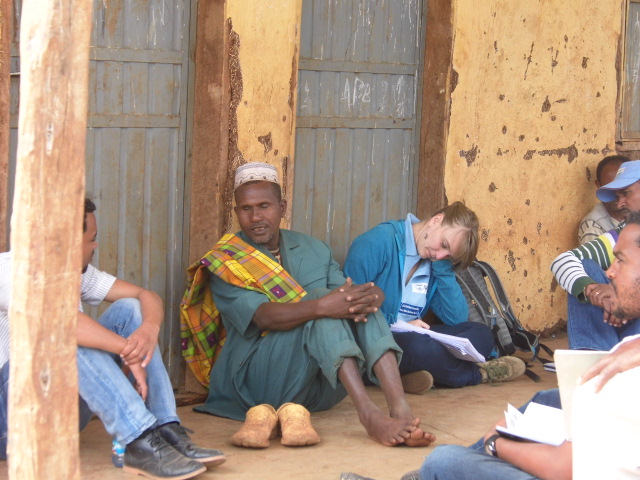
[124, 429, 206, 480]
[158, 423, 226, 466]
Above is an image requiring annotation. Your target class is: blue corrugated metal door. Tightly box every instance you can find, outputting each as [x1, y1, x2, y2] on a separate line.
[9, 0, 194, 384]
[293, 0, 425, 263]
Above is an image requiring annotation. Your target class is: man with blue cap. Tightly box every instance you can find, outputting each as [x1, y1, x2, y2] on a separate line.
[552, 160, 640, 351]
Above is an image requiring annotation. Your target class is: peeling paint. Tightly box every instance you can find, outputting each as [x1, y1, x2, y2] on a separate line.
[550, 277, 558, 293]
[481, 229, 489, 241]
[258, 132, 272, 154]
[224, 19, 245, 234]
[458, 144, 478, 166]
[502, 126, 507, 134]
[582, 57, 589, 68]
[542, 96, 551, 112]
[507, 218, 513, 225]
[523, 144, 579, 163]
[489, 182, 497, 192]
[507, 250, 516, 271]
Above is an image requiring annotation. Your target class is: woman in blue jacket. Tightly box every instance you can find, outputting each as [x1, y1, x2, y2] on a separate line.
[343, 202, 525, 392]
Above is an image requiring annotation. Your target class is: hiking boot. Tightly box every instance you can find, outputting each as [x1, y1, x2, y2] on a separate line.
[158, 422, 226, 466]
[401, 370, 434, 395]
[124, 429, 206, 480]
[477, 356, 526, 383]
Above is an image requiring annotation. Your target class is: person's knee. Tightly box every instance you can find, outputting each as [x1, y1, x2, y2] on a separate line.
[581, 259, 608, 283]
[421, 445, 466, 479]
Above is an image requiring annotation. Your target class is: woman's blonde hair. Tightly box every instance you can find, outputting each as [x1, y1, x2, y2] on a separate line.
[432, 201, 479, 269]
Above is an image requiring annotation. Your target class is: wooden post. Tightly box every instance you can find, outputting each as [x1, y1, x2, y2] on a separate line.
[8, 0, 93, 478]
[0, 0, 11, 251]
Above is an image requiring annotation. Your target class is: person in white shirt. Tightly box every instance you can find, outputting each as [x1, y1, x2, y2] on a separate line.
[0, 199, 224, 480]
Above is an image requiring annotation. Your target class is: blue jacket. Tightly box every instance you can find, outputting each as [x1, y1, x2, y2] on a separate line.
[343, 219, 468, 326]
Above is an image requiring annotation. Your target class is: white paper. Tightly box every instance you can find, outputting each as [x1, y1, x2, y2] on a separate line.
[390, 320, 485, 362]
[496, 402, 566, 446]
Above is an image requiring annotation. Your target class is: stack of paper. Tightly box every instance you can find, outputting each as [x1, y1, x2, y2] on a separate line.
[390, 320, 485, 362]
[496, 402, 566, 446]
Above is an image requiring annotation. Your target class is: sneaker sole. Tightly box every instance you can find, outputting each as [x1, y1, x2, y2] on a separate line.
[401, 371, 434, 395]
[123, 463, 206, 480]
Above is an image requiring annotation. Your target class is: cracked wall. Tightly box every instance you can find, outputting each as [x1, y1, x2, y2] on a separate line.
[445, 0, 622, 333]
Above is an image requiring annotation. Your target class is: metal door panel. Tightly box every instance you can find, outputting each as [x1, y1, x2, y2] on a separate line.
[10, 0, 193, 383]
[294, 0, 424, 264]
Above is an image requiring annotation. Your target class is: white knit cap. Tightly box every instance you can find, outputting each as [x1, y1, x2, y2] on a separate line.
[234, 162, 280, 190]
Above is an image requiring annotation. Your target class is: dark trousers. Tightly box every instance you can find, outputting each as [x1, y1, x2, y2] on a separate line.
[393, 322, 495, 387]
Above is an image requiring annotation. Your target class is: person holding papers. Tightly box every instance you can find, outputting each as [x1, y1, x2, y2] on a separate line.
[417, 213, 640, 480]
[344, 202, 525, 393]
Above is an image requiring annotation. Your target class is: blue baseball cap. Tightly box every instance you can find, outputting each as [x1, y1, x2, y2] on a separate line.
[596, 160, 640, 202]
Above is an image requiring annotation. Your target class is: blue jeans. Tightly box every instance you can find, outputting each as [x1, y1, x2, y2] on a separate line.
[420, 389, 561, 480]
[78, 298, 179, 444]
[0, 299, 174, 457]
[393, 322, 495, 387]
[568, 260, 640, 350]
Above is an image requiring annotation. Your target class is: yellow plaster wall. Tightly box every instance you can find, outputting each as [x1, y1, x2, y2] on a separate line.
[445, 0, 623, 332]
[226, 0, 302, 228]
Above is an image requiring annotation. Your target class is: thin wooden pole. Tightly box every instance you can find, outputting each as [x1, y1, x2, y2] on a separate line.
[0, 0, 11, 251]
[8, 0, 93, 478]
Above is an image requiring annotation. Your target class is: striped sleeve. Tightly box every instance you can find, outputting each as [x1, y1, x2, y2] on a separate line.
[551, 225, 621, 302]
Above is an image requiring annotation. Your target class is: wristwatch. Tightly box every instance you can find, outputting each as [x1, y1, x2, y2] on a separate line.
[484, 434, 500, 458]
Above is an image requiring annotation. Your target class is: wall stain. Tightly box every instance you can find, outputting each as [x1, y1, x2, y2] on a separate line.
[258, 132, 272, 154]
[525, 199, 530, 205]
[586, 166, 592, 182]
[524, 42, 535, 80]
[602, 144, 612, 156]
[507, 218, 513, 225]
[481, 229, 490, 242]
[459, 144, 478, 166]
[523, 144, 578, 163]
[502, 126, 507, 134]
[536, 222, 542, 235]
[585, 148, 600, 154]
[555, 98, 567, 103]
[489, 182, 497, 192]
[451, 68, 459, 93]
[499, 94, 505, 101]
[519, 135, 525, 141]
[550, 48, 559, 72]
[582, 57, 589, 68]
[542, 96, 551, 112]
[523, 236, 528, 244]
[550, 277, 558, 293]
[507, 250, 517, 271]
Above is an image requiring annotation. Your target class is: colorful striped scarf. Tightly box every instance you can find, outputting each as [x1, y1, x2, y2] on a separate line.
[180, 233, 307, 387]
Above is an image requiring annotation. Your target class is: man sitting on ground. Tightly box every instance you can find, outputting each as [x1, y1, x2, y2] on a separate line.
[551, 159, 640, 350]
[577, 154, 628, 245]
[0, 199, 224, 480]
[192, 162, 434, 448]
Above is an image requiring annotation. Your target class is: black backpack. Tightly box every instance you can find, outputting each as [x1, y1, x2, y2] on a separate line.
[455, 260, 553, 381]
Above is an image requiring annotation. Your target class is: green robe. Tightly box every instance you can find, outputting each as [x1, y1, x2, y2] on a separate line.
[195, 229, 401, 420]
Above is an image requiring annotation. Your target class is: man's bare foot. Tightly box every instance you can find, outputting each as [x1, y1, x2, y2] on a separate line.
[359, 406, 423, 446]
[404, 423, 436, 447]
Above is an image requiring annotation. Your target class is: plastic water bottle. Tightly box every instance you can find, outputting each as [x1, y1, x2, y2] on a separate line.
[111, 438, 125, 468]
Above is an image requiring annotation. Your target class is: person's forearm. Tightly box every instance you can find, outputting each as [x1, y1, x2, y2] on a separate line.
[138, 289, 164, 329]
[494, 438, 572, 480]
[76, 312, 126, 354]
[252, 299, 322, 331]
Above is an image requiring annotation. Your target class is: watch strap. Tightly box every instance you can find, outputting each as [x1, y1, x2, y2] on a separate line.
[484, 433, 501, 457]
